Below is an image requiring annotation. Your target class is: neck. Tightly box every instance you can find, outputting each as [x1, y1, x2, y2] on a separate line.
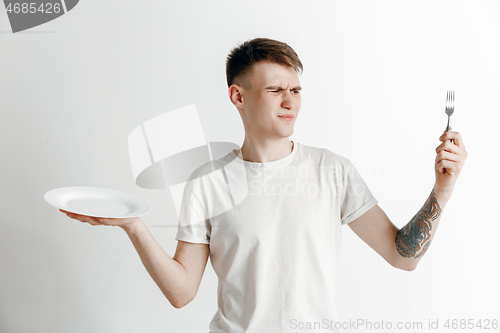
[237, 138, 294, 163]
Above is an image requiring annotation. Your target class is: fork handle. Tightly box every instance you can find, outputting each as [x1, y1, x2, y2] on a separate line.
[445, 117, 453, 143]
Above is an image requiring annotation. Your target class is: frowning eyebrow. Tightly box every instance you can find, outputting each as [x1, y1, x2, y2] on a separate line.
[265, 85, 302, 91]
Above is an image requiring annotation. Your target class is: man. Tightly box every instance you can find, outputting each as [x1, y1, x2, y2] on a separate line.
[61, 38, 468, 332]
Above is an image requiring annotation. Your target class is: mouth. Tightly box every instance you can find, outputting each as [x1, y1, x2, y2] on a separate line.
[278, 115, 294, 121]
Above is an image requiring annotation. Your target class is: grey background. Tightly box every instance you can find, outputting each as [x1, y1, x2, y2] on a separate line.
[1, 1, 499, 332]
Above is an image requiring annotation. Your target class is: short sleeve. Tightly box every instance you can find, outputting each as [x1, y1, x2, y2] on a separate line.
[175, 180, 211, 244]
[340, 158, 378, 225]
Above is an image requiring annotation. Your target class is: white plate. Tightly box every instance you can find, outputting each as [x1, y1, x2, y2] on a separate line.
[44, 186, 152, 218]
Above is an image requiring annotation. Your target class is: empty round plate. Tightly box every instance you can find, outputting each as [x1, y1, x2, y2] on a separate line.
[44, 186, 152, 218]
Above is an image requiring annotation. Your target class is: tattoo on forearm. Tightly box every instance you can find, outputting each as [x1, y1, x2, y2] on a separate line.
[395, 189, 441, 258]
[415, 240, 432, 259]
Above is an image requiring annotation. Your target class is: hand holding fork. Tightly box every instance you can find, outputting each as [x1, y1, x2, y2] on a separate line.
[433, 90, 468, 198]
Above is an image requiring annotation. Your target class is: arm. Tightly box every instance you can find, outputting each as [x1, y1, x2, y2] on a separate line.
[348, 186, 446, 271]
[121, 219, 209, 308]
[348, 130, 468, 271]
[60, 211, 209, 308]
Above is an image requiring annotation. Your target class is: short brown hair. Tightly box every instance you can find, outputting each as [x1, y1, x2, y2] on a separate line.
[225, 38, 303, 88]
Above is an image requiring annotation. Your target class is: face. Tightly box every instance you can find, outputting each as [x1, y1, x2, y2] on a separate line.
[231, 61, 302, 141]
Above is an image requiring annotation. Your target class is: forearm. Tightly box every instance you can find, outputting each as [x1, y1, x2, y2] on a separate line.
[121, 219, 191, 307]
[393, 183, 450, 270]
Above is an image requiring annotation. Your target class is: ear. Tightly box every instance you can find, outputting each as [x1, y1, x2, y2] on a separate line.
[228, 84, 244, 109]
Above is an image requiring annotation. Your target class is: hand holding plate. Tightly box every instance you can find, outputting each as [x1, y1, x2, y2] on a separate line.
[59, 209, 140, 229]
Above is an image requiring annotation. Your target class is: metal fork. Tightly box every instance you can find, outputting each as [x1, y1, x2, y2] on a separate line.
[445, 90, 454, 132]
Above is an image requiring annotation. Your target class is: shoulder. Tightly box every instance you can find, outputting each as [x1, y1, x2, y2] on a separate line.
[298, 142, 353, 170]
[186, 149, 236, 182]
[182, 149, 242, 203]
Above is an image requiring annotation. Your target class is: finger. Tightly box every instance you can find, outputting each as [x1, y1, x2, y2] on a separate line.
[85, 216, 107, 226]
[69, 213, 87, 223]
[66, 213, 104, 226]
[436, 160, 451, 176]
[64, 212, 77, 219]
[98, 217, 115, 226]
[436, 159, 455, 176]
[86, 217, 102, 225]
[88, 221, 102, 226]
[435, 150, 460, 164]
[435, 140, 466, 155]
[439, 131, 466, 150]
[436, 141, 467, 159]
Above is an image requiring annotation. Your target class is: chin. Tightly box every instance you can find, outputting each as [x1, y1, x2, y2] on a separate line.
[279, 129, 294, 137]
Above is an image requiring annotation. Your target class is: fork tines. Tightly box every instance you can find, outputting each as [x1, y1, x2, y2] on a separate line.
[445, 90, 454, 131]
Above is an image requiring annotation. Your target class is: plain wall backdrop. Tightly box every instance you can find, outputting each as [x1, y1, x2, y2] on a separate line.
[1, 1, 499, 332]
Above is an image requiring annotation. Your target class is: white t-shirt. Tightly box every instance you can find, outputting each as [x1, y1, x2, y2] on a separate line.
[175, 142, 378, 333]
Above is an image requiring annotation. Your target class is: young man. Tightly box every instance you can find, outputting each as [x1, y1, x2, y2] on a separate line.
[61, 38, 468, 332]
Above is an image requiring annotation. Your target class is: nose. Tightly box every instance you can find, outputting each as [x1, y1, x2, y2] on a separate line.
[281, 90, 294, 110]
